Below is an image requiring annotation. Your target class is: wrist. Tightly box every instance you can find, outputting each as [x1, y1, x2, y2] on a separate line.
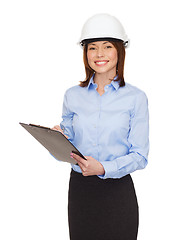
[98, 163, 105, 175]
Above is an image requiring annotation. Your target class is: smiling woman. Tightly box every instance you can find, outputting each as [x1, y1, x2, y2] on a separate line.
[53, 13, 149, 240]
[87, 41, 117, 73]
[80, 40, 126, 88]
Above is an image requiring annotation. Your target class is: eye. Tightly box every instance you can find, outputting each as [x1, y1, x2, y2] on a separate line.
[88, 45, 96, 50]
[88, 47, 96, 50]
[105, 45, 112, 49]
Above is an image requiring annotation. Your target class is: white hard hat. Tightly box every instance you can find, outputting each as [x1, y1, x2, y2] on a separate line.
[79, 13, 129, 47]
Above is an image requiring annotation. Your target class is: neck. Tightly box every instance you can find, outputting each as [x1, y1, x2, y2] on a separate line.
[94, 72, 116, 89]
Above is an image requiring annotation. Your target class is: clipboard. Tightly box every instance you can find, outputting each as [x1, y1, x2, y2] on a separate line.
[19, 122, 87, 164]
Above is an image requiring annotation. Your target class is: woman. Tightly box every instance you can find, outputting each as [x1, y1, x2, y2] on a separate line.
[53, 13, 149, 240]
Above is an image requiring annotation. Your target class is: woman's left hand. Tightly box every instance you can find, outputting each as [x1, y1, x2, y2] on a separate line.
[71, 153, 105, 176]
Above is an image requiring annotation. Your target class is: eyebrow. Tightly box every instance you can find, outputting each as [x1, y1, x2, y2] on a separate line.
[88, 41, 109, 46]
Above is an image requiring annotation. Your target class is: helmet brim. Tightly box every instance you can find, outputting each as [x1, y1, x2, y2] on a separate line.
[80, 37, 128, 47]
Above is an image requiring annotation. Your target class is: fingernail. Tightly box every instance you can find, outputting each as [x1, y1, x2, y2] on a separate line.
[70, 153, 73, 158]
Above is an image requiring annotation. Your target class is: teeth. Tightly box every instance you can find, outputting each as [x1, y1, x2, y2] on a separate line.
[96, 61, 107, 65]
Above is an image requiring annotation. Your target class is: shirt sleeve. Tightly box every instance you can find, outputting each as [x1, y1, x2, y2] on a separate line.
[99, 91, 149, 179]
[49, 90, 74, 160]
[60, 90, 74, 142]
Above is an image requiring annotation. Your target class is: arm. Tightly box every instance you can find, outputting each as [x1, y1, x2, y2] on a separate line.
[50, 90, 74, 160]
[59, 90, 74, 142]
[99, 91, 149, 179]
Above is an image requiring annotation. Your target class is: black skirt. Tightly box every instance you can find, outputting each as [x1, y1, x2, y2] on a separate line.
[68, 169, 139, 240]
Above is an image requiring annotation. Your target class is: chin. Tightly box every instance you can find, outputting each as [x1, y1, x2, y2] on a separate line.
[95, 68, 115, 75]
[93, 67, 109, 73]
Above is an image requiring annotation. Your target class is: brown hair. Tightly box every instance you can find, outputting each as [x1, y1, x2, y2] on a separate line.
[79, 41, 126, 87]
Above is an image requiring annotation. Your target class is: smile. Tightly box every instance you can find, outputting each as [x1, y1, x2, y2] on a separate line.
[94, 60, 109, 66]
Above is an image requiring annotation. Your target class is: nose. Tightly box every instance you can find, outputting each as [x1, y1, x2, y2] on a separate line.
[97, 47, 104, 58]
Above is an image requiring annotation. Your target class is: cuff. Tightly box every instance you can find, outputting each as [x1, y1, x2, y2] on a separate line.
[97, 160, 118, 179]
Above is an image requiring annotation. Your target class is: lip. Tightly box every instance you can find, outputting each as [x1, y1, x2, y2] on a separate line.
[94, 60, 109, 66]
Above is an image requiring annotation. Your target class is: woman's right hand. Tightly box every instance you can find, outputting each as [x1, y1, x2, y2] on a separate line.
[52, 125, 69, 139]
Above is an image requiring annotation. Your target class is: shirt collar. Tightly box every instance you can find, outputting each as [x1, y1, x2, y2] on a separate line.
[111, 76, 120, 90]
[87, 74, 97, 90]
[87, 74, 120, 91]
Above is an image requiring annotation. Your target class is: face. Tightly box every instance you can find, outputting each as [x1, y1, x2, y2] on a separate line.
[87, 41, 118, 76]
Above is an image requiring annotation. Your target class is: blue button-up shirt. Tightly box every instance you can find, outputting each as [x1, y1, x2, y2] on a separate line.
[60, 75, 149, 179]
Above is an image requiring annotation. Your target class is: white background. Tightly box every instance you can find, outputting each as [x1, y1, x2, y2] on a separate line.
[0, 0, 178, 239]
